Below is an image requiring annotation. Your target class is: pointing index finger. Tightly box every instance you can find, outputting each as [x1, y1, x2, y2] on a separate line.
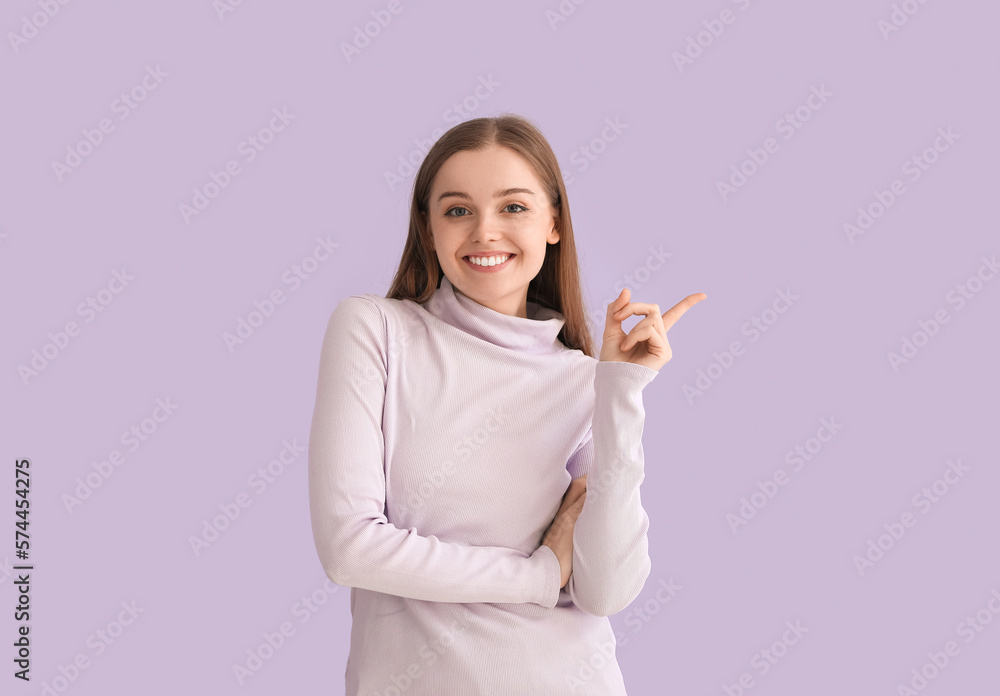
[662, 293, 707, 331]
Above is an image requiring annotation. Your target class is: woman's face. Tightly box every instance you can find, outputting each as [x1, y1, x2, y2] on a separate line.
[425, 144, 560, 318]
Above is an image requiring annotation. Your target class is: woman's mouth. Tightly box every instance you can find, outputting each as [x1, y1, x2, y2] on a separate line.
[463, 254, 515, 272]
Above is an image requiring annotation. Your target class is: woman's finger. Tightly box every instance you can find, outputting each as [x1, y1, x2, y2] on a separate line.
[563, 475, 587, 498]
[618, 312, 666, 350]
[612, 301, 663, 323]
[615, 295, 706, 334]
[660, 293, 707, 332]
[620, 322, 670, 355]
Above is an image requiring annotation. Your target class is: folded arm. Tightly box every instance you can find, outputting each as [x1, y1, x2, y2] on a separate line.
[308, 296, 561, 607]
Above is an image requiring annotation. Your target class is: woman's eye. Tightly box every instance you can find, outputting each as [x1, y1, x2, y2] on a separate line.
[444, 203, 528, 217]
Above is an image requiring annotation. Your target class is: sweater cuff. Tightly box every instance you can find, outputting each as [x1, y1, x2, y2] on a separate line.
[595, 360, 659, 392]
[530, 544, 561, 608]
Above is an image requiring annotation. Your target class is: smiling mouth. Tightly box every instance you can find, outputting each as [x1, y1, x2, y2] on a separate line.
[463, 254, 515, 267]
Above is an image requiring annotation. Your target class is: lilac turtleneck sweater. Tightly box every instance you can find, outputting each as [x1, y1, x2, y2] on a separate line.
[308, 275, 659, 695]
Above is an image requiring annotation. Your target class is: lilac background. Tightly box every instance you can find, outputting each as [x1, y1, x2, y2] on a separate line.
[3, 0, 999, 694]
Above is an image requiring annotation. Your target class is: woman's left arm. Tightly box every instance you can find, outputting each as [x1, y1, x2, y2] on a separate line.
[565, 287, 706, 617]
[564, 362, 657, 617]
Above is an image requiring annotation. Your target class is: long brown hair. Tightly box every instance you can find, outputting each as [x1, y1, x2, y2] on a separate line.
[385, 113, 595, 357]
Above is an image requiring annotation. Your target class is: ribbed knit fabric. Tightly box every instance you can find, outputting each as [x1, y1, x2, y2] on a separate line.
[308, 275, 659, 695]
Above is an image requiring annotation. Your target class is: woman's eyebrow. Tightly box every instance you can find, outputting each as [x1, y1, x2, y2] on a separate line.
[436, 187, 536, 203]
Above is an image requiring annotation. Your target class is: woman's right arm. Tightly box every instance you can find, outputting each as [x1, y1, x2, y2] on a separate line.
[307, 296, 562, 607]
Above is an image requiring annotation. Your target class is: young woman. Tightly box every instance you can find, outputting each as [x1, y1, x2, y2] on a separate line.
[308, 114, 705, 695]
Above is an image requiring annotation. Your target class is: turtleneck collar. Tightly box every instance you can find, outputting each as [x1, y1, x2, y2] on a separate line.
[423, 275, 567, 355]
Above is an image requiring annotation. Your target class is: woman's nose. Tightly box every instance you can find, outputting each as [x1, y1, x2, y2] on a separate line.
[469, 213, 504, 241]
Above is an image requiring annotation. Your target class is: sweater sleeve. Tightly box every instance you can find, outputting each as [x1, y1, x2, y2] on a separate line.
[307, 296, 562, 608]
[564, 360, 659, 617]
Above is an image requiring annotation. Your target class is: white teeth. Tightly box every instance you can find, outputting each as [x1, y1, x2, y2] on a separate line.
[467, 255, 509, 266]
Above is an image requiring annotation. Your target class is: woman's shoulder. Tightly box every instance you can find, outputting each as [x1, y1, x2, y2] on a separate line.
[328, 292, 427, 342]
[554, 342, 599, 372]
[331, 292, 409, 319]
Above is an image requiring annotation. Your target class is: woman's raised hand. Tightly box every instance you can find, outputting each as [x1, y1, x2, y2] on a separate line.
[600, 288, 707, 371]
